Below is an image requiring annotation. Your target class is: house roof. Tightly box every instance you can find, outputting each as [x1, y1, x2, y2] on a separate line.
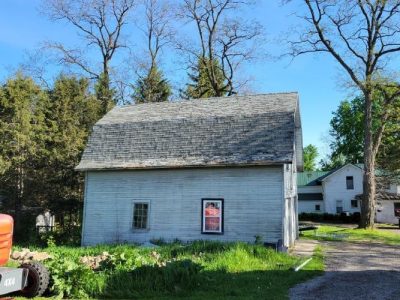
[297, 164, 366, 186]
[76, 93, 302, 171]
[297, 171, 330, 186]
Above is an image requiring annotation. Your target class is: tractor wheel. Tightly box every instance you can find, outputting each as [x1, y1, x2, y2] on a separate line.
[19, 262, 49, 298]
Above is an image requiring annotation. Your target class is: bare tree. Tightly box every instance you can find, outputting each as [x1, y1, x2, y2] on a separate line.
[132, 0, 174, 103]
[42, 0, 136, 111]
[178, 0, 263, 97]
[287, 0, 400, 228]
[141, 0, 174, 73]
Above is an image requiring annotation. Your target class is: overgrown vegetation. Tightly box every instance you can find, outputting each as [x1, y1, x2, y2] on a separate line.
[301, 225, 400, 245]
[13, 241, 323, 299]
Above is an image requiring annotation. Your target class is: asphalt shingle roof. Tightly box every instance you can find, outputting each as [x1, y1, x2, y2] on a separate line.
[76, 93, 301, 171]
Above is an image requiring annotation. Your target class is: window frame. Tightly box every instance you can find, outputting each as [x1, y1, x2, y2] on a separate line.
[336, 200, 343, 214]
[346, 176, 354, 190]
[351, 200, 358, 208]
[201, 198, 224, 235]
[132, 201, 150, 231]
[315, 204, 321, 211]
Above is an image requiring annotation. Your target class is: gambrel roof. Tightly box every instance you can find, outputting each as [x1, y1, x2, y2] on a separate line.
[76, 93, 303, 171]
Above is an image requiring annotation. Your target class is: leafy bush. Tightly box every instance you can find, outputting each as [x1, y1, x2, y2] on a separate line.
[299, 212, 360, 223]
[45, 255, 97, 299]
[16, 241, 322, 299]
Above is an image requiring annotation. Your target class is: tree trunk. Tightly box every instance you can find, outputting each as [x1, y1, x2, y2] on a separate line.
[360, 90, 376, 228]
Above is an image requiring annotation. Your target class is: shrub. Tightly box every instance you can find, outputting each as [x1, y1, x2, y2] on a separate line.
[299, 212, 360, 223]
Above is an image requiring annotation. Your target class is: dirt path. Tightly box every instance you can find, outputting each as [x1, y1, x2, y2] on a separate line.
[290, 241, 400, 300]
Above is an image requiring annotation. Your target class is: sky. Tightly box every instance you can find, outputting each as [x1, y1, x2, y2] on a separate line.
[0, 0, 356, 159]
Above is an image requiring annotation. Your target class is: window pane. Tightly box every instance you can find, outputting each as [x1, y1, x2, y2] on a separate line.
[205, 202, 221, 216]
[205, 217, 220, 231]
[133, 202, 149, 229]
[346, 176, 354, 189]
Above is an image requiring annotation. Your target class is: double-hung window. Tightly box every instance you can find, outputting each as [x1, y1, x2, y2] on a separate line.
[202, 199, 223, 234]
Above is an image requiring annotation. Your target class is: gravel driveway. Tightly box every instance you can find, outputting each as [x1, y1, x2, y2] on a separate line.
[290, 241, 400, 300]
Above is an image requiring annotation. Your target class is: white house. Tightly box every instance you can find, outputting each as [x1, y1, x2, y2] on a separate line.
[375, 182, 400, 225]
[76, 93, 303, 248]
[298, 164, 400, 224]
[298, 164, 363, 214]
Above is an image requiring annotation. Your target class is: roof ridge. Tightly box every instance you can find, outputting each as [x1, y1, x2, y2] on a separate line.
[117, 92, 299, 109]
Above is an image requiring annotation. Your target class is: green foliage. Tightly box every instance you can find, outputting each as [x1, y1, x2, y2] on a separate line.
[95, 72, 115, 114]
[0, 73, 50, 233]
[183, 57, 227, 99]
[303, 144, 319, 171]
[0, 73, 48, 174]
[0, 73, 102, 243]
[327, 93, 400, 174]
[302, 224, 400, 245]
[46, 255, 95, 299]
[18, 241, 323, 299]
[319, 153, 347, 171]
[38, 75, 101, 225]
[133, 65, 171, 104]
[329, 97, 365, 164]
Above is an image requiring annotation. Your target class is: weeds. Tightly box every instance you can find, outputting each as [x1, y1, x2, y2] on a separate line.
[14, 241, 323, 299]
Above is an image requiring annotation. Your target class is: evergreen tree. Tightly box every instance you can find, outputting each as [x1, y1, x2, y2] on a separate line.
[0, 73, 49, 233]
[183, 57, 227, 99]
[95, 72, 115, 114]
[133, 65, 171, 104]
[40, 75, 102, 232]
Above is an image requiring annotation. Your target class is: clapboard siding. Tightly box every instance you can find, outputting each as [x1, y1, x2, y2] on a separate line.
[323, 165, 363, 214]
[82, 166, 284, 246]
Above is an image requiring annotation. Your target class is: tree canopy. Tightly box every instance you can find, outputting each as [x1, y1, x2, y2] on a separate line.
[183, 57, 227, 99]
[0, 73, 102, 242]
[133, 65, 171, 103]
[303, 144, 319, 171]
[327, 94, 400, 175]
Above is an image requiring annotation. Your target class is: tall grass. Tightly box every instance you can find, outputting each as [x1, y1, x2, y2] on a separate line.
[14, 241, 323, 299]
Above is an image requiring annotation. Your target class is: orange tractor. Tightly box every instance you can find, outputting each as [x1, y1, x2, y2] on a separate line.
[0, 214, 49, 298]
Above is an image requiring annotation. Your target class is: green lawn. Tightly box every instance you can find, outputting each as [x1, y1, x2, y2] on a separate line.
[301, 224, 400, 245]
[12, 241, 323, 299]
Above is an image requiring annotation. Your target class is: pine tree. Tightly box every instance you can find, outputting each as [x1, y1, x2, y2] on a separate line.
[39, 75, 102, 231]
[133, 65, 171, 104]
[183, 57, 227, 99]
[95, 72, 115, 114]
[0, 73, 49, 234]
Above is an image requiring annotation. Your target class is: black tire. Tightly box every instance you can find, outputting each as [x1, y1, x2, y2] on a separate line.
[19, 262, 49, 298]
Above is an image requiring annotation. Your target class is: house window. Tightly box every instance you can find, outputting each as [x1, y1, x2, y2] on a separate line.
[315, 204, 320, 211]
[132, 202, 149, 230]
[383, 181, 391, 190]
[336, 200, 343, 214]
[346, 176, 354, 190]
[351, 200, 358, 208]
[202, 199, 223, 234]
[394, 203, 400, 217]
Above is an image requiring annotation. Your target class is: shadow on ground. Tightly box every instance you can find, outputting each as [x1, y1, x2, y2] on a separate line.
[290, 269, 400, 300]
[99, 260, 322, 299]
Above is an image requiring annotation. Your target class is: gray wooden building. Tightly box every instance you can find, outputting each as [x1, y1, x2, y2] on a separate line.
[76, 93, 303, 247]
